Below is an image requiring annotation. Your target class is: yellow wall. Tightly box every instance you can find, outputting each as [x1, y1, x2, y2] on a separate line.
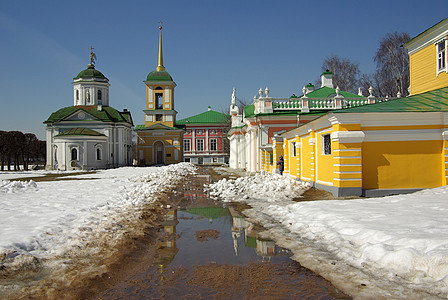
[410, 44, 448, 95]
[362, 140, 443, 189]
[315, 128, 334, 184]
[287, 138, 299, 178]
[136, 131, 183, 165]
[300, 135, 313, 182]
[332, 142, 363, 188]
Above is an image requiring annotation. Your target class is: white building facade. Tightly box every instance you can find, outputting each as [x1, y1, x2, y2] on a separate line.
[44, 55, 133, 170]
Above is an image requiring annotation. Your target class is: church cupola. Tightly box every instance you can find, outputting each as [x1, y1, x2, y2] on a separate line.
[73, 47, 110, 107]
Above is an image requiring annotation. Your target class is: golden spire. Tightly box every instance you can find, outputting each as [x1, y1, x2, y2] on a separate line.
[156, 21, 165, 71]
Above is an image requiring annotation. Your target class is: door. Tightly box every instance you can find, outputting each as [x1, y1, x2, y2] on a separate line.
[155, 142, 164, 164]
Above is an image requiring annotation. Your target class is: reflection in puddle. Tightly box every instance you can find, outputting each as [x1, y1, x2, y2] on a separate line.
[102, 170, 350, 299]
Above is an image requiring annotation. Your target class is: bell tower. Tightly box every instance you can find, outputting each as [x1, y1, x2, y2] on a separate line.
[143, 23, 177, 127]
[135, 23, 184, 166]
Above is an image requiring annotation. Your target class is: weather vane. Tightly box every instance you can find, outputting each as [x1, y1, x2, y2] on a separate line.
[89, 45, 97, 66]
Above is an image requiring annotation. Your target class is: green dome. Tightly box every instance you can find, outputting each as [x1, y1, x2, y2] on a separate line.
[146, 70, 173, 82]
[74, 64, 108, 80]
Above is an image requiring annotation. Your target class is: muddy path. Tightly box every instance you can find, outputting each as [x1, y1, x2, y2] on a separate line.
[92, 167, 350, 299]
[1, 166, 350, 299]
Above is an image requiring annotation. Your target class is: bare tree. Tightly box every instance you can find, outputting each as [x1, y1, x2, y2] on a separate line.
[374, 32, 411, 97]
[321, 55, 360, 93]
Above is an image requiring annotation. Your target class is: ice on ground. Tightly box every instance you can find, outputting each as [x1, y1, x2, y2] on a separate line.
[0, 163, 196, 273]
[208, 173, 309, 203]
[207, 173, 448, 298]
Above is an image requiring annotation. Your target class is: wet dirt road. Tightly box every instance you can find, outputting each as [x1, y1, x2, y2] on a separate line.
[94, 167, 350, 299]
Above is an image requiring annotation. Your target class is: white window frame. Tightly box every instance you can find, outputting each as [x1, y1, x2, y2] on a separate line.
[322, 134, 331, 155]
[197, 139, 204, 152]
[436, 39, 447, 75]
[210, 138, 217, 151]
[291, 141, 296, 157]
[184, 139, 191, 152]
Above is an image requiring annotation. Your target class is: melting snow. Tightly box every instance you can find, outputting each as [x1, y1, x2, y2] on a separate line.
[0, 163, 195, 273]
[207, 174, 448, 298]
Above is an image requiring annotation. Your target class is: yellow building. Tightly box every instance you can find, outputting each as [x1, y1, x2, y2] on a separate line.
[136, 24, 184, 165]
[405, 18, 448, 95]
[276, 18, 448, 197]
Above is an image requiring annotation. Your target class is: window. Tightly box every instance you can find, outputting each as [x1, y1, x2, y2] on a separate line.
[323, 134, 331, 155]
[96, 148, 102, 160]
[155, 87, 163, 109]
[71, 148, 78, 161]
[291, 142, 296, 157]
[156, 114, 163, 122]
[437, 40, 447, 73]
[97, 89, 102, 100]
[270, 153, 273, 165]
[197, 139, 204, 152]
[210, 139, 217, 151]
[184, 139, 191, 152]
[76, 90, 79, 101]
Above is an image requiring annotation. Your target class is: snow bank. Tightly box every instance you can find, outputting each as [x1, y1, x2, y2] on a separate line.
[0, 163, 195, 273]
[1, 180, 37, 193]
[208, 173, 309, 202]
[207, 173, 448, 297]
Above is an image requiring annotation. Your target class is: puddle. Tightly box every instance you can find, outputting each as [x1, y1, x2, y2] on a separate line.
[100, 168, 350, 299]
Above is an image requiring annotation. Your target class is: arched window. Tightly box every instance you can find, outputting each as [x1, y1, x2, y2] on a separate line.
[96, 148, 102, 160]
[155, 87, 163, 109]
[71, 148, 78, 161]
[97, 89, 102, 100]
[76, 90, 79, 100]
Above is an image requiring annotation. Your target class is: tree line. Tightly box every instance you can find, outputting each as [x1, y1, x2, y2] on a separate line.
[318, 32, 411, 97]
[0, 131, 46, 171]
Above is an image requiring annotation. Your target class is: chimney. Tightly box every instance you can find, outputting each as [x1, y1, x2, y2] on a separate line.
[305, 83, 314, 94]
[321, 69, 333, 88]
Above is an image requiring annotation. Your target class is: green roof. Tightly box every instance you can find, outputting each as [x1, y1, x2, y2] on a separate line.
[44, 106, 132, 124]
[176, 109, 229, 125]
[55, 128, 105, 137]
[145, 70, 173, 82]
[73, 64, 108, 80]
[321, 69, 333, 76]
[303, 86, 362, 98]
[244, 104, 255, 118]
[337, 87, 448, 113]
[404, 17, 448, 48]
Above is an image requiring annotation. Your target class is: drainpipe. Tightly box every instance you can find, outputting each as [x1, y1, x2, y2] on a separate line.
[255, 117, 262, 173]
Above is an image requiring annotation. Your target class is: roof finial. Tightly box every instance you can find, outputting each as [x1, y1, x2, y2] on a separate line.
[89, 45, 96, 67]
[156, 21, 165, 71]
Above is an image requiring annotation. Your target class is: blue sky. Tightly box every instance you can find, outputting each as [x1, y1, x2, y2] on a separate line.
[0, 0, 446, 140]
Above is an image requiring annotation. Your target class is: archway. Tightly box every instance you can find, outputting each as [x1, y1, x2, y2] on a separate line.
[154, 141, 164, 164]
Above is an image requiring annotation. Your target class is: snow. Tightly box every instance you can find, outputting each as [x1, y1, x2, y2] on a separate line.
[0, 163, 195, 273]
[207, 174, 448, 298]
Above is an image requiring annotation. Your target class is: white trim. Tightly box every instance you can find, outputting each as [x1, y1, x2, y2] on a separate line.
[334, 164, 362, 167]
[334, 171, 362, 174]
[333, 178, 362, 181]
[301, 176, 311, 181]
[333, 156, 362, 159]
[331, 131, 365, 143]
[364, 129, 442, 142]
[316, 179, 333, 186]
[316, 128, 332, 134]
[333, 149, 361, 152]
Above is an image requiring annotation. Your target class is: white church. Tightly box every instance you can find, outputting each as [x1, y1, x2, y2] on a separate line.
[44, 49, 133, 170]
